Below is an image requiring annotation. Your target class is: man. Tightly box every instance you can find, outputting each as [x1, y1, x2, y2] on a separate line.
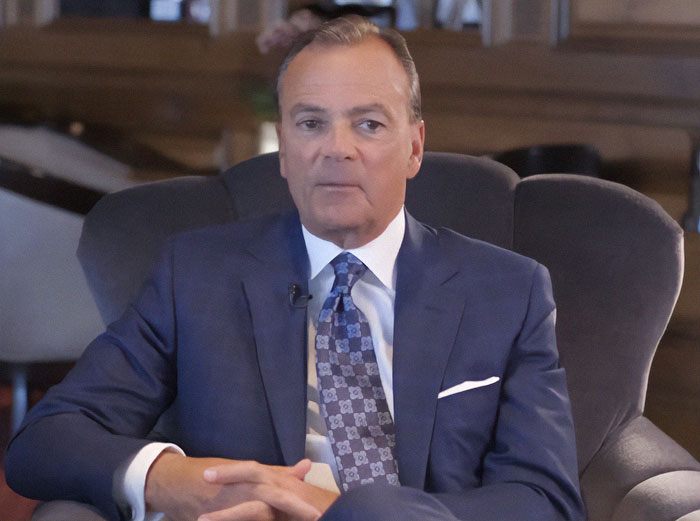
[6, 16, 585, 521]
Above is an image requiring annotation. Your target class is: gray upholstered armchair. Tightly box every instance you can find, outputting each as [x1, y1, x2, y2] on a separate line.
[30, 152, 700, 520]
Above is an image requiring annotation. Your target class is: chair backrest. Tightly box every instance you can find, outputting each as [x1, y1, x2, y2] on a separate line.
[0, 188, 103, 362]
[405, 152, 517, 248]
[78, 151, 519, 324]
[220, 151, 518, 248]
[513, 174, 684, 471]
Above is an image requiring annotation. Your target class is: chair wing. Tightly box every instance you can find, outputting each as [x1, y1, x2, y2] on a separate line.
[77, 175, 235, 324]
[513, 173, 699, 520]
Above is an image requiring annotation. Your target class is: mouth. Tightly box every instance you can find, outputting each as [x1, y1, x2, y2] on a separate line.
[317, 183, 359, 190]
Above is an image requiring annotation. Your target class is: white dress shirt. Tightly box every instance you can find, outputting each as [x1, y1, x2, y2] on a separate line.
[120, 208, 405, 521]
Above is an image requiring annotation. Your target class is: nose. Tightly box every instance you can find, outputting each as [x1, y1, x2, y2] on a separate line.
[322, 123, 357, 161]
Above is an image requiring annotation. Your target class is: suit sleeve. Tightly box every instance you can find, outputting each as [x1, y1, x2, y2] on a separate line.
[432, 264, 585, 521]
[4, 239, 181, 521]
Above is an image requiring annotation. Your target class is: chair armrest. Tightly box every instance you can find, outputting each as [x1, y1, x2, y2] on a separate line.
[610, 471, 700, 521]
[32, 500, 107, 521]
[678, 510, 700, 521]
[581, 416, 700, 521]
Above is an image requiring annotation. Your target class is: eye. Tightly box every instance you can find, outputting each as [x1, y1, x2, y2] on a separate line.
[297, 119, 322, 130]
[358, 120, 384, 132]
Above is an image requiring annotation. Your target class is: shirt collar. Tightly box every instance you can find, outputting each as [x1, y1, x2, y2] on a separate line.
[302, 208, 406, 291]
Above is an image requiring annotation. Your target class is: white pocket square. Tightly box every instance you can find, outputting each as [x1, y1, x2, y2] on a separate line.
[437, 376, 500, 399]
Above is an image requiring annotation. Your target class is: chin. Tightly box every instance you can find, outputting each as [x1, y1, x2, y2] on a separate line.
[321, 218, 363, 236]
[317, 202, 365, 224]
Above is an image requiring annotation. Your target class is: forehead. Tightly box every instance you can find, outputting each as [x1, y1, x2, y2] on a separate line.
[279, 37, 411, 115]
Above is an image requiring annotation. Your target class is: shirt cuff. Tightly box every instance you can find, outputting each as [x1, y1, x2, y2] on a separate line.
[120, 442, 185, 521]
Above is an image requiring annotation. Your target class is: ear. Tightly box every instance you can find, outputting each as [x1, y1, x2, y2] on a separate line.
[406, 120, 425, 180]
[276, 122, 287, 179]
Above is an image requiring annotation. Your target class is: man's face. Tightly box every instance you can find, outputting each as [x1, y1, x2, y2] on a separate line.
[277, 37, 425, 248]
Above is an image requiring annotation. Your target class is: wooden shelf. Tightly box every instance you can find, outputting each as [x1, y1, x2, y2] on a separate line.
[2, 19, 700, 138]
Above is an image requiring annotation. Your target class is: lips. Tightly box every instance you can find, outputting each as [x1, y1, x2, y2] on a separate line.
[317, 182, 360, 189]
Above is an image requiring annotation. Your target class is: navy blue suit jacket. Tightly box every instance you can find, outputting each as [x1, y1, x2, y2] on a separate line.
[6, 211, 584, 521]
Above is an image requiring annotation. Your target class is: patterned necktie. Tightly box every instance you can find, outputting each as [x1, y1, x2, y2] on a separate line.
[315, 252, 399, 491]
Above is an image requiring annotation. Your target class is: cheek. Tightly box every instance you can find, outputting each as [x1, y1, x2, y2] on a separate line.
[279, 146, 306, 184]
[372, 139, 413, 170]
[371, 155, 412, 190]
[283, 164, 314, 204]
[285, 141, 316, 169]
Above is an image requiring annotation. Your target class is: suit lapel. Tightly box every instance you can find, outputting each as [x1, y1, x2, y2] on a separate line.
[393, 214, 466, 488]
[242, 213, 309, 465]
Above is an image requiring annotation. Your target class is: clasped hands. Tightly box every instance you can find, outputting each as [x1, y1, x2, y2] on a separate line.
[145, 452, 339, 521]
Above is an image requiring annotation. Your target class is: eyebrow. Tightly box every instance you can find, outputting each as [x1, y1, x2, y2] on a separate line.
[288, 102, 393, 121]
[289, 104, 326, 118]
[347, 103, 393, 122]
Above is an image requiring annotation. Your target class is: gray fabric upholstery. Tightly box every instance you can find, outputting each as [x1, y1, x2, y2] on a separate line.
[580, 417, 700, 521]
[32, 500, 106, 521]
[512, 175, 684, 470]
[678, 511, 700, 521]
[512, 174, 696, 520]
[405, 153, 518, 248]
[219, 152, 293, 220]
[77, 175, 235, 322]
[610, 472, 700, 521]
[65, 154, 698, 521]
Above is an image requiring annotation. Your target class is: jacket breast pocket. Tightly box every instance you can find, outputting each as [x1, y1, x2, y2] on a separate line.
[428, 378, 502, 489]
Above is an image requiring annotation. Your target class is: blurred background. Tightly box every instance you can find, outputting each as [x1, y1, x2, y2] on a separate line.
[0, 1, 698, 516]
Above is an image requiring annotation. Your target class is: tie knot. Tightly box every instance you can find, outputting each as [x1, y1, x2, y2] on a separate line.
[331, 252, 368, 293]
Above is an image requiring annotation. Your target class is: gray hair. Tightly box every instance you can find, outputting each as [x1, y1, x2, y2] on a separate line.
[276, 15, 422, 123]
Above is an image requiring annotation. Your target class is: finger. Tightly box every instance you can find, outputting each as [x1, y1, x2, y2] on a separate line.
[204, 460, 298, 484]
[287, 459, 312, 480]
[198, 485, 320, 521]
[198, 500, 274, 521]
[203, 460, 271, 484]
[251, 483, 321, 521]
